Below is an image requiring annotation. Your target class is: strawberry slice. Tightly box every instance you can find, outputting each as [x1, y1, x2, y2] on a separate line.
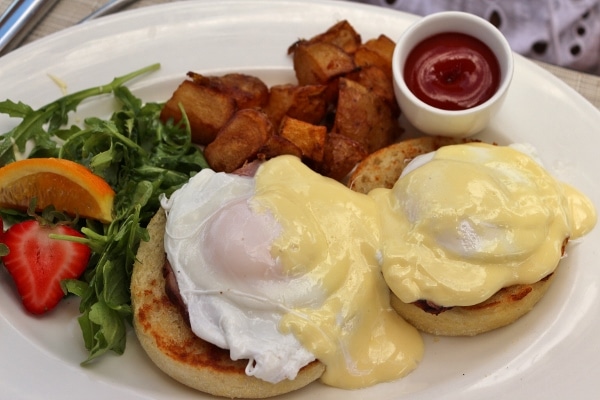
[1, 219, 90, 315]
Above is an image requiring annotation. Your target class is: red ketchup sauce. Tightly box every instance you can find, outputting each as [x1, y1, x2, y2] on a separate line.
[404, 32, 501, 111]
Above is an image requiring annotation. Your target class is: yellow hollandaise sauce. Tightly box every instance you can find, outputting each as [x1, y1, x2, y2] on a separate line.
[371, 143, 597, 307]
[251, 155, 424, 389]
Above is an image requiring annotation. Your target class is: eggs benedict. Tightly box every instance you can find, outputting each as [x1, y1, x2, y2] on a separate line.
[131, 138, 595, 397]
[351, 137, 597, 336]
[131, 209, 326, 398]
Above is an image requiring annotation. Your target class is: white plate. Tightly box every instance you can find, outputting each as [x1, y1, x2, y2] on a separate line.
[0, 1, 599, 399]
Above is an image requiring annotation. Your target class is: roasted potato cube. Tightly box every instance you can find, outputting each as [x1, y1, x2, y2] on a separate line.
[318, 133, 368, 181]
[258, 135, 303, 160]
[187, 72, 269, 109]
[346, 65, 399, 117]
[292, 41, 356, 86]
[204, 109, 273, 172]
[354, 34, 396, 78]
[279, 116, 327, 163]
[289, 20, 362, 55]
[160, 80, 235, 145]
[264, 84, 329, 128]
[333, 78, 401, 153]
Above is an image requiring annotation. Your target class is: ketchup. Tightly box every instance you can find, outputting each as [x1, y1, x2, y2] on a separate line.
[404, 32, 501, 111]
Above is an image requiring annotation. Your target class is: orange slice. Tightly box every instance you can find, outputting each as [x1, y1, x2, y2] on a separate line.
[0, 158, 115, 223]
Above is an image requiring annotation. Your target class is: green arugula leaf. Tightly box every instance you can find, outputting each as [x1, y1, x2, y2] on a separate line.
[0, 100, 34, 118]
[61, 279, 89, 298]
[78, 301, 127, 364]
[0, 63, 160, 166]
[0, 243, 8, 257]
[0, 64, 208, 364]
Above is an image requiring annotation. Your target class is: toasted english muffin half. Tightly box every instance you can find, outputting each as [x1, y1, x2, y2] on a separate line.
[131, 209, 325, 398]
[389, 274, 555, 336]
[348, 136, 558, 336]
[348, 136, 474, 194]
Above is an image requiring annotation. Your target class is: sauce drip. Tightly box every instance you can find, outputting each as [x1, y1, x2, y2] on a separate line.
[404, 32, 501, 110]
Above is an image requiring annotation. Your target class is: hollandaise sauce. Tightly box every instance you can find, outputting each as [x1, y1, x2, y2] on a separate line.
[252, 156, 424, 389]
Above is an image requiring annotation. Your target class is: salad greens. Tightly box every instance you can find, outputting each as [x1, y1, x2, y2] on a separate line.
[0, 64, 208, 363]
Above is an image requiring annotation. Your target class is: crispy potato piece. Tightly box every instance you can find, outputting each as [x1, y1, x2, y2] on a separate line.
[204, 109, 273, 172]
[257, 135, 303, 160]
[288, 21, 362, 103]
[333, 78, 401, 153]
[279, 116, 327, 163]
[317, 133, 368, 181]
[160, 80, 236, 145]
[187, 72, 269, 109]
[289, 20, 362, 55]
[292, 41, 356, 86]
[354, 34, 396, 78]
[264, 84, 329, 128]
[346, 65, 399, 117]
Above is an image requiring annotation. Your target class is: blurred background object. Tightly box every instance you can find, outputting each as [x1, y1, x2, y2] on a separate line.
[0, 0, 59, 56]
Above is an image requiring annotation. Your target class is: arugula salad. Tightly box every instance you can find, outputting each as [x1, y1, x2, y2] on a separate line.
[0, 63, 208, 363]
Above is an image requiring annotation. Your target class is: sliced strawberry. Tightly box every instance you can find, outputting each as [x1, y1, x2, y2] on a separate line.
[1, 220, 90, 315]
